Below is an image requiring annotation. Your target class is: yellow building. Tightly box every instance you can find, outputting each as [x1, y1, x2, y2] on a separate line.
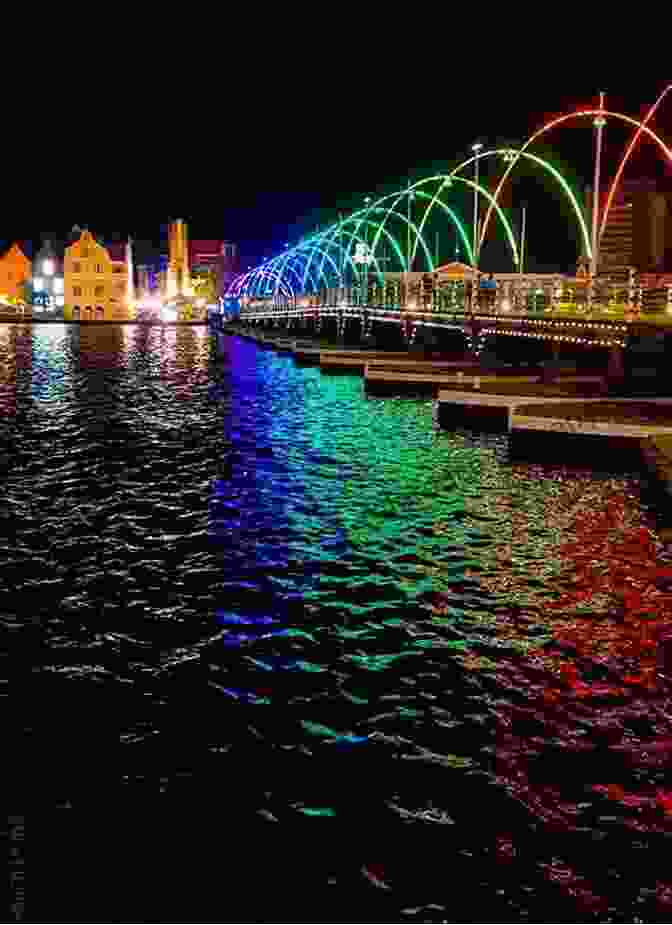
[0, 243, 31, 306]
[64, 229, 133, 321]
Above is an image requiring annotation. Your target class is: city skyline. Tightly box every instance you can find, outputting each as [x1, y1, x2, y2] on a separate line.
[3, 83, 669, 273]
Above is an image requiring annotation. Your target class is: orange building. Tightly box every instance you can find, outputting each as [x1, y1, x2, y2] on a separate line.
[64, 229, 133, 321]
[0, 243, 31, 306]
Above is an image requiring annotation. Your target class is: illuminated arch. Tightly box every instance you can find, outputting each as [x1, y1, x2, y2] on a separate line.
[305, 225, 385, 288]
[228, 271, 253, 296]
[428, 150, 591, 264]
[361, 179, 517, 271]
[265, 258, 311, 296]
[267, 250, 324, 295]
[311, 221, 406, 291]
[410, 190, 474, 266]
[253, 259, 300, 297]
[240, 269, 294, 300]
[345, 205, 435, 273]
[600, 85, 672, 240]
[247, 265, 298, 299]
[479, 108, 672, 257]
[271, 242, 341, 295]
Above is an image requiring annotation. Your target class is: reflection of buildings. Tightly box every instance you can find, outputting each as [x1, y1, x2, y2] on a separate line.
[32, 240, 65, 316]
[592, 179, 672, 281]
[0, 323, 31, 416]
[64, 229, 134, 321]
[0, 243, 31, 308]
[0, 324, 17, 415]
[75, 324, 125, 370]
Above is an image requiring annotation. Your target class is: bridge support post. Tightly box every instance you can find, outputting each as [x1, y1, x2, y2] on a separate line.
[607, 344, 625, 388]
[337, 310, 346, 345]
[541, 339, 561, 384]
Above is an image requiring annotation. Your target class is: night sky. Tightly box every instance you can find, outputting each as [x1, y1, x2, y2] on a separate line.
[2, 70, 669, 275]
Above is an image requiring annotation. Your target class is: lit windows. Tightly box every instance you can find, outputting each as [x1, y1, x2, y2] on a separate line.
[73, 262, 81, 273]
[74, 286, 82, 297]
[96, 264, 102, 273]
[94, 285, 104, 296]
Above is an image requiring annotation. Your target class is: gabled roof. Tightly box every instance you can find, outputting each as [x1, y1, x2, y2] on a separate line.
[0, 241, 32, 262]
[435, 261, 477, 276]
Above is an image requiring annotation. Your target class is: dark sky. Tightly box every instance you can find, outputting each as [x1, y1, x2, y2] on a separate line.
[2, 62, 668, 274]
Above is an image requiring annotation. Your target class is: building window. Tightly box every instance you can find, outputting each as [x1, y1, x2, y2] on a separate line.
[74, 286, 82, 297]
[73, 262, 81, 273]
[96, 264, 102, 273]
[94, 285, 104, 296]
[73, 306, 80, 320]
[81, 248, 89, 258]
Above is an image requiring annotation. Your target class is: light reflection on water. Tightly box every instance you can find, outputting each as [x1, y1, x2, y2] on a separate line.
[5, 324, 671, 922]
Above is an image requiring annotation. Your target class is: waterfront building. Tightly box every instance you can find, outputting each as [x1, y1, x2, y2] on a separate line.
[63, 229, 133, 321]
[0, 243, 32, 308]
[32, 239, 65, 316]
[155, 225, 239, 313]
[189, 239, 239, 298]
[595, 179, 672, 281]
[219, 242, 239, 296]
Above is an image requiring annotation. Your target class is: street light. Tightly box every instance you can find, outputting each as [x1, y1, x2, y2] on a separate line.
[406, 186, 416, 308]
[471, 142, 484, 268]
[363, 197, 372, 306]
[591, 91, 607, 278]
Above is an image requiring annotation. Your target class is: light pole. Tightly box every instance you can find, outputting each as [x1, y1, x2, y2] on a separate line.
[363, 196, 372, 306]
[471, 142, 483, 268]
[591, 91, 607, 279]
[406, 186, 415, 308]
[338, 213, 345, 304]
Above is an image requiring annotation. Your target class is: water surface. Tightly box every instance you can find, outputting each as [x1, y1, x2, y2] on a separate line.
[4, 323, 671, 922]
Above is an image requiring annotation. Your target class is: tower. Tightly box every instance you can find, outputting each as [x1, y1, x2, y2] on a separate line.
[166, 219, 192, 299]
[126, 236, 135, 304]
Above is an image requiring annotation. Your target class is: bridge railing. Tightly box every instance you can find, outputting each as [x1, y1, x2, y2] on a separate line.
[237, 273, 672, 323]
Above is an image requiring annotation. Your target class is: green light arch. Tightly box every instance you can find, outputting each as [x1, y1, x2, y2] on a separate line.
[311, 220, 407, 291]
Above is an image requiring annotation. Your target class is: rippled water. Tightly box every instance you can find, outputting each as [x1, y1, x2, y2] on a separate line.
[5, 323, 672, 922]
